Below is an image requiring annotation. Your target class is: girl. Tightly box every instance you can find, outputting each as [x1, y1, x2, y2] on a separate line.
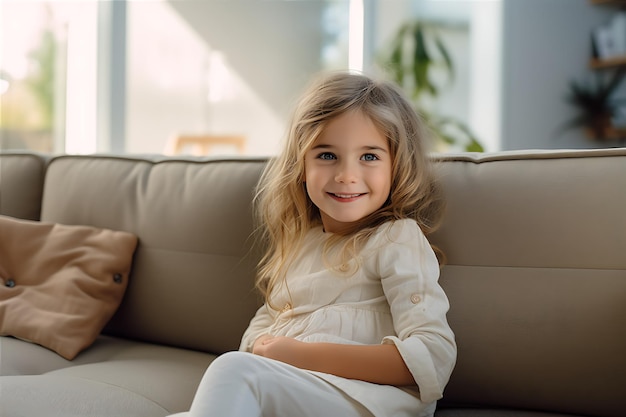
[181, 72, 456, 417]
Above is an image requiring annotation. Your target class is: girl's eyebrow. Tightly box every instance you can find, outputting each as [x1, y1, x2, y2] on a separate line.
[310, 144, 389, 153]
[310, 144, 333, 149]
[363, 145, 389, 153]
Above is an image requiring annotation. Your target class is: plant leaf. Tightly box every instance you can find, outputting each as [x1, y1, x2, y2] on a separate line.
[412, 24, 433, 96]
[434, 34, 454, 83]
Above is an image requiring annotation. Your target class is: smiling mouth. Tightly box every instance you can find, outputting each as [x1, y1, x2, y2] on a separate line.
[328, 192, 366, 200]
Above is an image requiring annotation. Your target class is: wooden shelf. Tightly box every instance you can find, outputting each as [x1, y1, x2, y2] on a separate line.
[585, 125, 626, 141]
[590, 55, 626, 69]
[591, 0, 626, 5]
[605, 126, 626, 139]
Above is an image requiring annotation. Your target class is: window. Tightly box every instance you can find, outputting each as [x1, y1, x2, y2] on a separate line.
[0, 1, 98, 153]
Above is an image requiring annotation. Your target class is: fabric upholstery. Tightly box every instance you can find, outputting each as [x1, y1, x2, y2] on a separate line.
[0, 375, 169, 417]
[0, 152, 47, 220]
[40, 156, 267, 355]
[0, 335, 216, 414]
[430, 149, 626, 416]
[0, 215, 138, 360]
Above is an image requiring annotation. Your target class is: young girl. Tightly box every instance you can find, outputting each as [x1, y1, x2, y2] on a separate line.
[180, 72, 456, 417]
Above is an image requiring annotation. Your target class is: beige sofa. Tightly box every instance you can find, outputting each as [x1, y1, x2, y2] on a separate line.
[0, 149, 624, 417]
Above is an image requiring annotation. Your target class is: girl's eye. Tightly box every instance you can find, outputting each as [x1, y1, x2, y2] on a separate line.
[361, 153, 379, 161]
[317, 152, 336, 160]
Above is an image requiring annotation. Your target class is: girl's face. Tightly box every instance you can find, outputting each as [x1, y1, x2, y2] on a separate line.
[304, 110, 392, 234]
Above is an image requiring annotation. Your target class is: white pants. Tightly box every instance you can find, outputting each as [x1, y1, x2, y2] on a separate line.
[172, 351, 374, 417]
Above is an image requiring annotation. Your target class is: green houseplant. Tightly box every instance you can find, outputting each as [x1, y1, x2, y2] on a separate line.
[378, 20, 484, 152]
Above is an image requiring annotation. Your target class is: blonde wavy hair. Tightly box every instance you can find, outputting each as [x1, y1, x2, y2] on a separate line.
[254, 72, 445, 309]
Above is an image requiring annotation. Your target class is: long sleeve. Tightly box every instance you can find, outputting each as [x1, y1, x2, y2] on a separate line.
[238, 304, 276, 352]
[376, 220, 457, 403]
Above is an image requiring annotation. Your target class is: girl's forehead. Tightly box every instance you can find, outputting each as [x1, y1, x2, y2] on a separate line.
[312, 111, 387, 145]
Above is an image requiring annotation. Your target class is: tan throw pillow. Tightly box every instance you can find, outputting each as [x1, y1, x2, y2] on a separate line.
[0, 215, 138, 360]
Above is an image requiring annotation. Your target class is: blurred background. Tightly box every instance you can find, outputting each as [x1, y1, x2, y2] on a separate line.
[1, 0, 624, 156]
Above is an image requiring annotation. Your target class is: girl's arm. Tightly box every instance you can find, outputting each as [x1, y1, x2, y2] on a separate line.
[253, 335, 415, 386]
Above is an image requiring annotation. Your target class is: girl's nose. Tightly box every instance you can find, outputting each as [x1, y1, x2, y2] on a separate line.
[335, 162, 358, 183]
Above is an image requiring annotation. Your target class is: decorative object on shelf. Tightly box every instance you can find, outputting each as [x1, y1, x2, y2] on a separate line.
[592, 12, 626, 60]
[377, 20, 484, 152]
[561, 68, 626, 141]
[590, 1, 626, 69]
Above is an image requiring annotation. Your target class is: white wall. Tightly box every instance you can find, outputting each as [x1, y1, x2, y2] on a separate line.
[126, 0, 327, 156]
[501, 0, 614, 150]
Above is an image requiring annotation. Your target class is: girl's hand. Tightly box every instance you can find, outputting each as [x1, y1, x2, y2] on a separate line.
[252, 334, 274, 353]
[252, 335, 310, 368]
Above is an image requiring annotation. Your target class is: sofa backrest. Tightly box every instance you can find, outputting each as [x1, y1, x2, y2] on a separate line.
[431, 149, 626, 416]
[0, 152, 47, 221]
[39, 155, 267, 354]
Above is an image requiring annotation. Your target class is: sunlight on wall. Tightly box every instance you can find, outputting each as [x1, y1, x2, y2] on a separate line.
[126, 0, 284, 156]
[206, 51, 233, 104]
[349, 0, 364, 72]
[469, 1, 502, 152]
[63, 3, 97, 154]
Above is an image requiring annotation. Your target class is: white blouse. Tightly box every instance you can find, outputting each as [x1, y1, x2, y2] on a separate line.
[239, 219, 457, 417]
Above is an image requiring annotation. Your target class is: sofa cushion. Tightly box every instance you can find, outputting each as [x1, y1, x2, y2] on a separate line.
[0, 335, 214, 415]
[0, 215, 138, 360]
[0, 334, 215, 415]
[44, 339, 216, 415]
[0, 335, 164, 377]
[0, 336, 80, 376]
[0, 375, 169, 417]
[0, 334, 217, 416]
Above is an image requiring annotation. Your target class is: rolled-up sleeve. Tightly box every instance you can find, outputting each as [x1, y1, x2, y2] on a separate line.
[378, 220, 457, 403]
